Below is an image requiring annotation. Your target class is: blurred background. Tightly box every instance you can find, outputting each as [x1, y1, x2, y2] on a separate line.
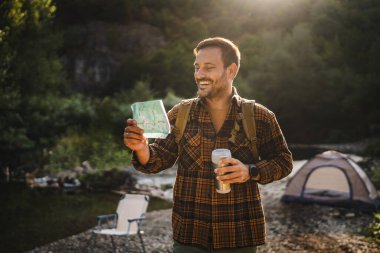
[0, 0, 379, 252]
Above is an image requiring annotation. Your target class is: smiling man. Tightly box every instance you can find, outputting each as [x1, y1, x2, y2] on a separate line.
[124, 37, 293, 252]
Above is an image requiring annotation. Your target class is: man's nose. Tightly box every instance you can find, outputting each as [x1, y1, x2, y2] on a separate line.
[195, 69, 206, 80]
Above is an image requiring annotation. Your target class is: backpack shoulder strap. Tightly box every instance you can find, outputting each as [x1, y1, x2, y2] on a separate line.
[174, 99, 194, 144]
[241, 100, 260, 163]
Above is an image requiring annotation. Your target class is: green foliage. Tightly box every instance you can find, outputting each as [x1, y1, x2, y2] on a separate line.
[80, 168, 137, 191]
[143, 40, 195, 97]
[3, 0, 380, 173]
[43, 80, 159, 173]
[370, 167, 380, 189]
[88, 135, 131, 170]
[163, 90, 184, 109]
[120, 79, 155, 103]
[367, 213, 380, 239]
[2, 0, 64, 95]
[365, 140, 380, 158]
[239, 23, 329, 141]
[180, 17, 209, 42]
[53, 0, 380, 143]
[47, 134, 131, 172]
[46, 135, 90, 171]
[0, 0, 67, 170]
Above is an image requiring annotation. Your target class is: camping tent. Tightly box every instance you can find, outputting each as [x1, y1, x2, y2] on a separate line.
[281, 150, 379, 211]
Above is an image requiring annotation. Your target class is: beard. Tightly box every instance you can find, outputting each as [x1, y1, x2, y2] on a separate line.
[196, 72, 229, 99]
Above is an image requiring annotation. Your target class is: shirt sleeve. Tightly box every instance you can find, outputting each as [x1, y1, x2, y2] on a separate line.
[131, 104, 180, 174]
[255, 110, 293, 184]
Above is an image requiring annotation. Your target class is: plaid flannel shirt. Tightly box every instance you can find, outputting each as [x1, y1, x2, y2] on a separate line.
[132, 87, 293, 250]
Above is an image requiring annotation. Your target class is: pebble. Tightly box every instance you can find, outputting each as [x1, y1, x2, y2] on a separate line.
[345, 212, 356, 218]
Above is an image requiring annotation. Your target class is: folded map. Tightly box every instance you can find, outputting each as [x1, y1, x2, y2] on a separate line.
[131, 99, 171, 138]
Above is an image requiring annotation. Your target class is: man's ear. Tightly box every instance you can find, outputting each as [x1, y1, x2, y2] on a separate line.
[227, 63, 239, 80]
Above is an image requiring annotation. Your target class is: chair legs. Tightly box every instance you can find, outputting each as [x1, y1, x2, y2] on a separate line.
[138, 232, 146, 253]
[123, 235, 129, 253]
[110, 236, 117, 253]
[90, 233, 117, 253]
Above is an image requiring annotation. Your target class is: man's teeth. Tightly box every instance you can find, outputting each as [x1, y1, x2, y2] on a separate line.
[199, 81, 211, 85]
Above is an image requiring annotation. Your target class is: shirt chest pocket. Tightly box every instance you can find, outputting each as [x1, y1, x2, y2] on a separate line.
[178, 130, 201, 173]
[229, 131, 253, 164]
[183, 131, 201, 146]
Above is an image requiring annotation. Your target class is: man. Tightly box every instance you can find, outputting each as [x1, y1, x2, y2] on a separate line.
[124, 37, 292, 252]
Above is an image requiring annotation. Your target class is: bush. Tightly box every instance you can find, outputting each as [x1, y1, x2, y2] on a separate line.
[367, 213, 380, 239]
[46, 135, 92, 172]
[163, 90, 184, 108]
[87, 135, 131, 170]
[371, 167, 380, 189]
[80, 168, 137, 191]
[365, 140, 380, 158]
[47, 134, 131, 172]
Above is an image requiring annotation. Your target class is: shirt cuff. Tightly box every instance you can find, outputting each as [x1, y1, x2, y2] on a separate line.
[131, 147, 155, 171]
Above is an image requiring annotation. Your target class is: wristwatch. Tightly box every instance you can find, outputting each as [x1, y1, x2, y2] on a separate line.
[249, 163, 259, 179]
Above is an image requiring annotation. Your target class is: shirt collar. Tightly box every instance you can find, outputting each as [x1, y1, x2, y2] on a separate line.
[195, 86, 242, 108]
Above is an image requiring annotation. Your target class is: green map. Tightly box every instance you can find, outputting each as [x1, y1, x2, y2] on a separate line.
[131, 100, 171, 138]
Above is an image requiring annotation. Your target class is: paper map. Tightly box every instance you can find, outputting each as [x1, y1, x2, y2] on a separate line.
[131, 100, 171, 138]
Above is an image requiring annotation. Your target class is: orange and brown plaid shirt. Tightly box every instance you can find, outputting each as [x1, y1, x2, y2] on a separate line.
[132, 87, 293, 250]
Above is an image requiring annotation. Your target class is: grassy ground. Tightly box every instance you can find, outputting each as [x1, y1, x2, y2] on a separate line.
[0, 183, 172, 253]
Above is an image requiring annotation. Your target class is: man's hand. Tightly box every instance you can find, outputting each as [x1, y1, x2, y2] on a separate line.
[123, 119, 148, 152]
[214, 157, 250, 184]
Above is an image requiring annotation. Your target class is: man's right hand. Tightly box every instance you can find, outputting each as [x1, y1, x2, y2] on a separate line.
[123, 119, 148, 152]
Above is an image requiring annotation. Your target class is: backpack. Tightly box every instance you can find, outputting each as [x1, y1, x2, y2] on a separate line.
[174, 99, 260, 163]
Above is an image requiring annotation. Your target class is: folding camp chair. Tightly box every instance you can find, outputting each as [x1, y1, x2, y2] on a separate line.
[90, 194, 150, 253]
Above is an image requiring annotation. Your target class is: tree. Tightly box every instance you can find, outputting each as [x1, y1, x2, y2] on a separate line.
[0, 0, 66, 172]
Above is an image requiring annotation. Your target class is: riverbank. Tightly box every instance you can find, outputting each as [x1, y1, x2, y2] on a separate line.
[27, 160, 379, 253]
[27, 205, 379, 253]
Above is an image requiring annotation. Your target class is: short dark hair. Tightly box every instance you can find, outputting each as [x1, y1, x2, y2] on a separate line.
[194, 37, 241, 69]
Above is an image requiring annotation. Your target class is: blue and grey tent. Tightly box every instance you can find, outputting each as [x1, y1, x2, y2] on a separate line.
[281, 151, 379, 211]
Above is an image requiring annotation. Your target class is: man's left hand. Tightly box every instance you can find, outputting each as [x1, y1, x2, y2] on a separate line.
[214, 157, 250, 184]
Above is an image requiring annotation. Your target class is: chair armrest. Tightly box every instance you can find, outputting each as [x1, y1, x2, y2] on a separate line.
[97, 214, 117, 220]
[127, 217, 145, 223]
[96, 214, 117, 229]
[127, 214, 146, 233]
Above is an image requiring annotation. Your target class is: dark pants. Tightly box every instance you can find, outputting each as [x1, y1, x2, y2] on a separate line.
[173, 241, 257, 253]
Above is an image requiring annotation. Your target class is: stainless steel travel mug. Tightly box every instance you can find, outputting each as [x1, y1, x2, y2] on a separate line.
[212, 148, 232, 194]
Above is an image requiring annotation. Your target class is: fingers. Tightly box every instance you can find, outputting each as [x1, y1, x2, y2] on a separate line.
[217, 171, 248, 183]
[125, 119, 144, 133]
[124, 118, 146, 150]
[214, 158, 240, 174]
[126, 118, 137, 126]
[214, 159, 250, 183]
[124, 129, 144, 141]
[124, 119, 144, 134]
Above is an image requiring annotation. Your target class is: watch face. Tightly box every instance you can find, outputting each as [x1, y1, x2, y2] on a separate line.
[250, 164, 258, 177]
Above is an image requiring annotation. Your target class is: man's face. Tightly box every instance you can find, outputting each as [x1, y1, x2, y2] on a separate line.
[194, 47, 231, 99]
